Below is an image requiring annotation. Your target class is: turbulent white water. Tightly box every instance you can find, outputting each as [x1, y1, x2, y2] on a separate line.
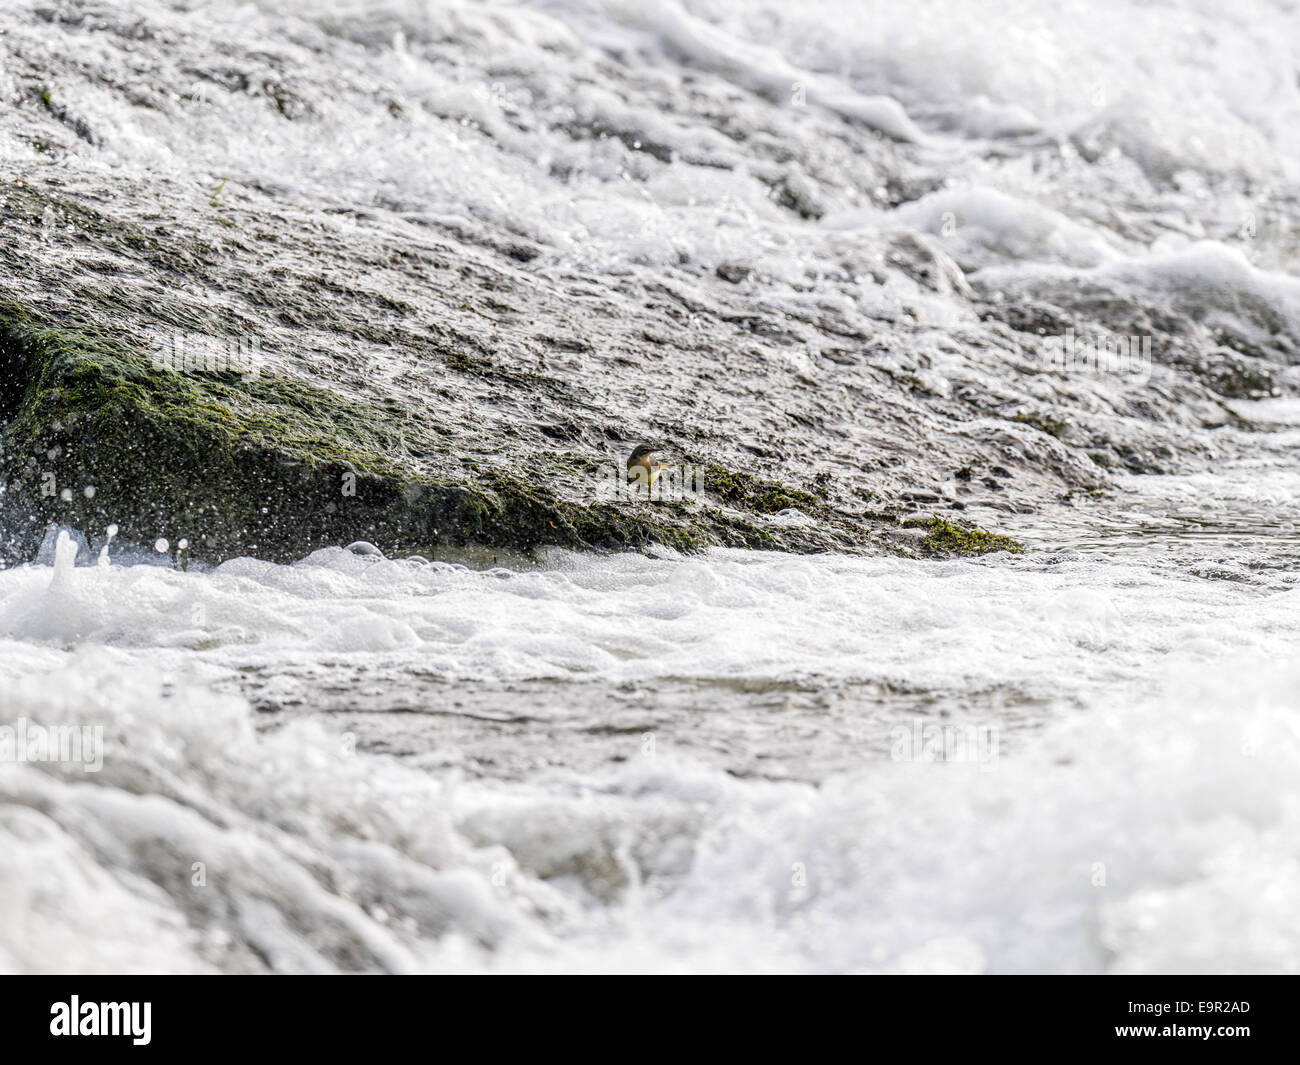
[3, 0, 1300, 973]
[2, 516, 1299, 973]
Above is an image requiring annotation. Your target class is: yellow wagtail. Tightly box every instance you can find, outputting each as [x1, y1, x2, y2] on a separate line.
[626, 443, 662, 493]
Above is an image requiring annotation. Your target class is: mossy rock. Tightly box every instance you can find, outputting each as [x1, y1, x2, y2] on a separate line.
[903, 516, 1023, 557]
[0, 307, 900, 562]
[1012, 411, 1067, 439]
[0, 304, 1023, 564]
[0, 307, 644, 562]
[701, 464, 821, 514]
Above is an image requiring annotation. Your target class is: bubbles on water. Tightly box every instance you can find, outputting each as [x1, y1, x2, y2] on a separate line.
[98, 524, 119, 568]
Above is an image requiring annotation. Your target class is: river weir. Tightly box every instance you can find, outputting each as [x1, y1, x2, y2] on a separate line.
[1, 0, 1298, 975]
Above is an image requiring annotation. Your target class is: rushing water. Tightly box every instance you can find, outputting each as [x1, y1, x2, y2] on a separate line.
[3, 0, 1300, 973]
[3, 468, 1298, 974]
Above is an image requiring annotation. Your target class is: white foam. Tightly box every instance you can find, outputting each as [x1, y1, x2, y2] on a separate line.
[0, 647, 571, 972]
[1, 540, 1298, 971]
[886, 186, 1124, 269]
[1227, 398, 1300, 426]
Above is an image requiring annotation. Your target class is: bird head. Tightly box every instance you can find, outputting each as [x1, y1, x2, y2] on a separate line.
[627, 443, 660, 468]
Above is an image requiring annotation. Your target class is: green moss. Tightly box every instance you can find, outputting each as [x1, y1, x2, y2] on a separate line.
[0, 303, 1021, 564]
[0, 308, 581, 561]
[702, 464, 820, 514]
[903, 516, 1023, 557]
[3, 349, 333, 556]
[0, 308, 873, 562]
[1012, 411, 1067, 439]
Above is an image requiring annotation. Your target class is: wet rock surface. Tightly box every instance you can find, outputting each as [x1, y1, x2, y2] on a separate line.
[0, 1, 1294, 565]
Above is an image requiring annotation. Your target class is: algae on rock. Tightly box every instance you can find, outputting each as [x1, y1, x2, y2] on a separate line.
[2, 306, 1020, 563]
